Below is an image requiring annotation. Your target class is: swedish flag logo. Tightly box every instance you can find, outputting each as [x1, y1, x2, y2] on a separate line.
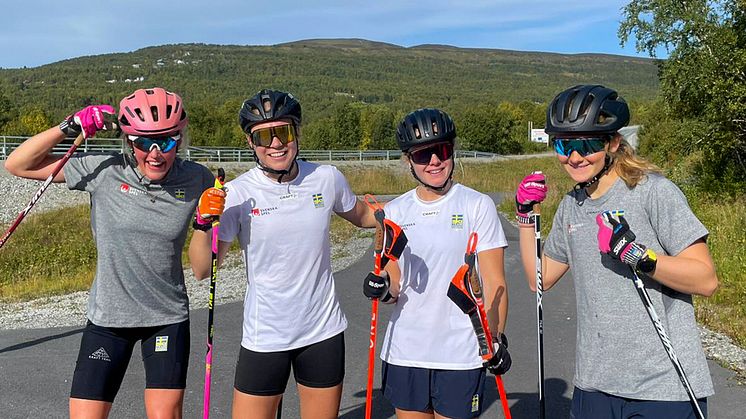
[451, 214, 464, 229]
[471, 394, 479, 412]
[312, 193, 325, 208]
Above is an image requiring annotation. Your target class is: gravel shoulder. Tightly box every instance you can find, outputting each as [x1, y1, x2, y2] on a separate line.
[0, 163, 743, 383]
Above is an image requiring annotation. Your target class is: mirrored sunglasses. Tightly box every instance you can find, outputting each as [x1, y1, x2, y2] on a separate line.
[128, 135, 180, 153]
[250, 125, 297, 147]
[408, 142, 454, 165]
[552, 137, 608, 157]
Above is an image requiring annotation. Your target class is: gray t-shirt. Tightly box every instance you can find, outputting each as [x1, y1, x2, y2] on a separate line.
[65, 154, 214, 327]
[543, 174, 714, 401]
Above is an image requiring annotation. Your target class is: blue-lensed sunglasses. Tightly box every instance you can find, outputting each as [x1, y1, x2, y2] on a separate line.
[552, 137, 608, 157]
[128, 135, 180, 153]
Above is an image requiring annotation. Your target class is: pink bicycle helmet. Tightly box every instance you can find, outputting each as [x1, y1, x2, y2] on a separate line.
[118, 88, 188, 136]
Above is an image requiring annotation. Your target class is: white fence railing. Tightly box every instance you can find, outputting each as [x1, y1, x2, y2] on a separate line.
[0, 136, 499, 162]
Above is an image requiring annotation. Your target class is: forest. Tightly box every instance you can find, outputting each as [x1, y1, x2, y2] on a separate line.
[0, 39, 659, 153]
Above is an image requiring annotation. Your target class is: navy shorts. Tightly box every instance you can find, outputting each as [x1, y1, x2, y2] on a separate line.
[234, 332, 345, 396]
[571, 387, 708, 419]
[70, 319, 190, 402]
[381, 361, 487, 419]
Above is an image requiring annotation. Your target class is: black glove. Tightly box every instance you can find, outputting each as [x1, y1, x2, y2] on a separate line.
[485, 333, 512, 375]
[363, 271, 395, 303]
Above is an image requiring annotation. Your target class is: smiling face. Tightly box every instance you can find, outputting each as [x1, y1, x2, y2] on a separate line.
[248, 119, 299, 178]
[557, 135, 621, 184]
[130, 138, 180, 182]
[408, 141, 454, 192]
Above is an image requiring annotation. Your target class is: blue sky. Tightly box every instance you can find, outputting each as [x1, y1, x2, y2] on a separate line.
[1, 0, 648, 69]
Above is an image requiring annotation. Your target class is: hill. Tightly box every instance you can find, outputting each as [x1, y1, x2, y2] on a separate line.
[0, 39, 659, 149]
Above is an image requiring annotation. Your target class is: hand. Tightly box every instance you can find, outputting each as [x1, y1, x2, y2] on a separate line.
[193, 187, 226, 230]
[486, 333, 512, 375]
[596, 211, 655, 272]
[59, 105, 116, 138]
[515, 172, 547, 220]
[363, 271, 395, 303]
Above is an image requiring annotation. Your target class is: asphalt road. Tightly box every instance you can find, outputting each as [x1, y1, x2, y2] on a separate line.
[1, 210, 744, 418]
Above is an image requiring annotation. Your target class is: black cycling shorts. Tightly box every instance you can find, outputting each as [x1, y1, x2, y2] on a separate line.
[234, 332, 345, 396]
[70, 319, 190, 402]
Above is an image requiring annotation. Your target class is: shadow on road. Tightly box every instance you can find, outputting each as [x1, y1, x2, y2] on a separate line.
[0, 328, 83, 354]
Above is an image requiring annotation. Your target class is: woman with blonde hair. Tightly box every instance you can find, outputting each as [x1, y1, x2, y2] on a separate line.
[515, 85, 717, 418]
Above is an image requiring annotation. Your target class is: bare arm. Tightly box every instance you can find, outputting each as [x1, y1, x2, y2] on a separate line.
[518, 224, 569, 291]
[648, 239, 718, 296]
[337, 199, 377, 228]
[188, 229, 214, 280]
[479, 247, 508, 334]
[4, 126, 68, 182]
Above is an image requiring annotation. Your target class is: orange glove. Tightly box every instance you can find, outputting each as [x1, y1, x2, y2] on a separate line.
[195, 187, 226, 226]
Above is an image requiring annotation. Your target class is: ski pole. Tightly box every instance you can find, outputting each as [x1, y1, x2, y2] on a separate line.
[533, 203, 546, 419]
[363, 194, 386, 419]
[462, 232, 512, 419]
[629, 268, 705, 419]
[0, 133, 85, 250]
[203, 168, 225, 419]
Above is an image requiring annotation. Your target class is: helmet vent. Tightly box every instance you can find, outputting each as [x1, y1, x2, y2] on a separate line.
[431, 121, 439, 135]
[151, 106, 159, 122]
[262, 98, 272, 113]
[414, 127, 422, 139]
[134, 108, 145, 122]
[166, 105, 173, 119]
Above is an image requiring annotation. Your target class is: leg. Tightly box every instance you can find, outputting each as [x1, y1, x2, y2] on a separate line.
[291, 333, 345, 419]
[69, 399, 112, 419]
[297, 383, 342, 419]
[70, 321, 136, 419]
[395, 408, 435, 419]
[232, 390, 283, 419]
[141, 320, 190, 419]
[232, 346, 292, 419]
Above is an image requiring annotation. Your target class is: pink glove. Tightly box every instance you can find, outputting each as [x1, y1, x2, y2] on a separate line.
[515, 171, 547, 217]
[60, 105, 116, 138]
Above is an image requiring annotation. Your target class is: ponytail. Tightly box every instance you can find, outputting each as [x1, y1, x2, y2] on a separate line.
[609, 134, 661, 188]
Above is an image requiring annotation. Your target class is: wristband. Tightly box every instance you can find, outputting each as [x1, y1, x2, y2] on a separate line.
[59, 117, 81, 137]
[516, 212, 534, 225]
[192, 217, 212, 231]
[636, 248, 658, 274]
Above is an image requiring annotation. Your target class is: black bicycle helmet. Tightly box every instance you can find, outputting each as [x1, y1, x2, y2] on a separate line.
[239, 89, 301, 134]
[546, 85, 630, 135]
[396, 108, 456, 152]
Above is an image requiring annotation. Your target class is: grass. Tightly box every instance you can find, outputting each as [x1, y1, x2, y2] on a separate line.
[2, 157, 744, 347]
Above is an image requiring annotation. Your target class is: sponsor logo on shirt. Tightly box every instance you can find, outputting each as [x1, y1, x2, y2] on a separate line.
[89, 347, 111, 362]
[250, 206, 279, 217]
[399, 222, 416, 230]
[567, 223, 583, 234]
[174, 189, 185, 201]
[421, 210, 440, 217]
[155, 336, 169, 352]
[119, 183, 146, 197]
[451, 214, 464, 229]
[279, 193, 298, 201]
[312, 193, 325, 208]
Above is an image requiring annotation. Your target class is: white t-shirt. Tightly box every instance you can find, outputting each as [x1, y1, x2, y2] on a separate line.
[380, 183, 508, 369]
[219, 160, 356, 352]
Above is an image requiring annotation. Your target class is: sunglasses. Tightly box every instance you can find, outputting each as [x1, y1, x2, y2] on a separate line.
[128, 135, 179, 153]
[552, 137, 608, 157]
[408, 142, 454, 165]
[250, 125, 297, 147]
